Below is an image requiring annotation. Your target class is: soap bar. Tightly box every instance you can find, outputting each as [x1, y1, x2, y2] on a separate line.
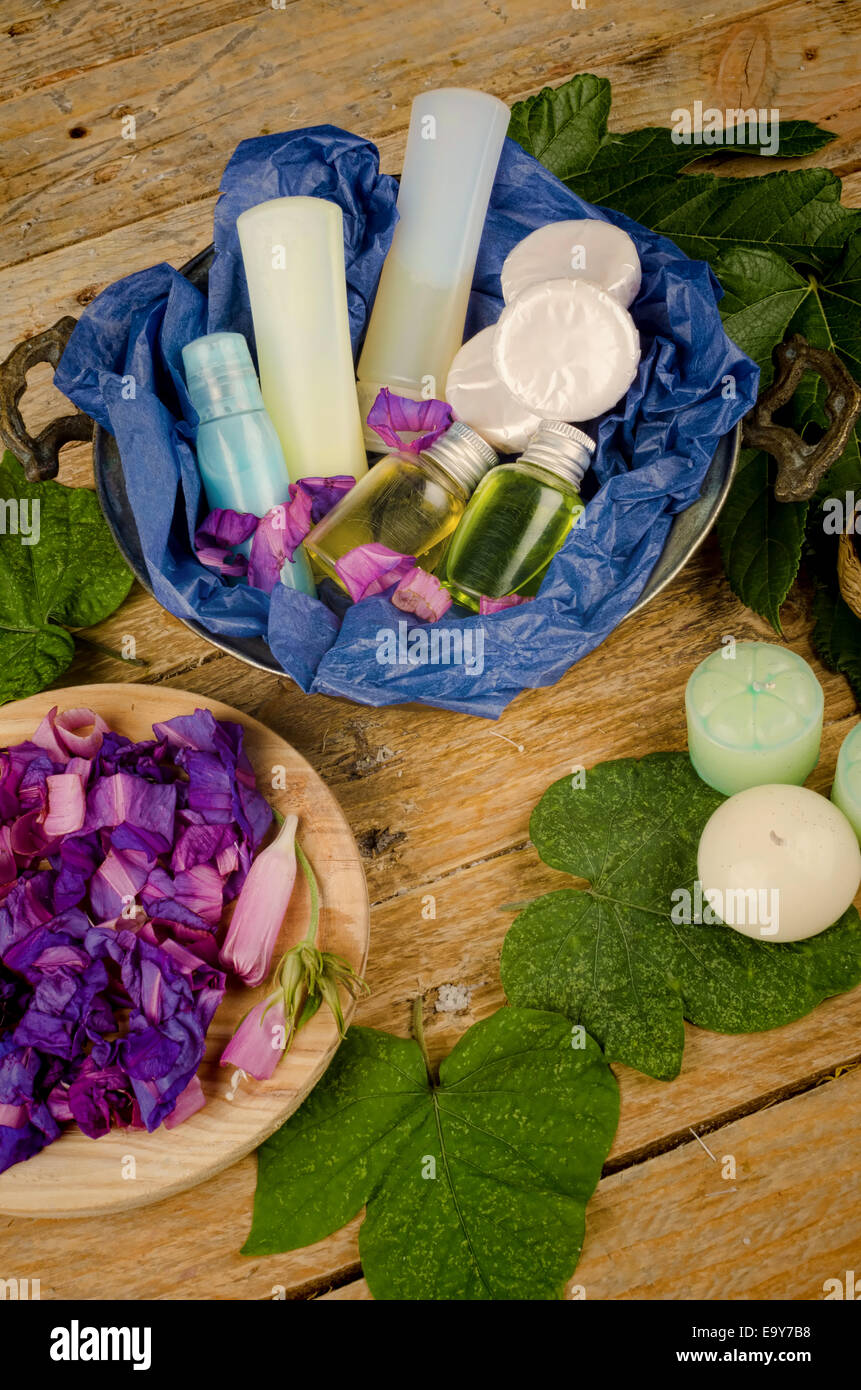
[831, 721, 861, 842]
[445, 326, 543, 452]
[492, 278, 640, 421]
[697, 784, 861, 942]
[501, 219, 642, 308]
[686, 642, 823, 795]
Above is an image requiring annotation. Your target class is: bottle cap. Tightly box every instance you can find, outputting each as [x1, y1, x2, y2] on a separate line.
[422, 419, 498, 493]
[519, 420, 595, 489]
[182, 332, 265, 425]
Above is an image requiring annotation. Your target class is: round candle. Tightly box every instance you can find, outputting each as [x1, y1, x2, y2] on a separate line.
[831, 721, 861, 843]
[685, 642, 823, 795]
[697, 784, 861, 942]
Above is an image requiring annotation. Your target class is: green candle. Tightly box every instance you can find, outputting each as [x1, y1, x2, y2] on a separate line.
[685, 642, 823, 796]
[831, 722, 861, 843]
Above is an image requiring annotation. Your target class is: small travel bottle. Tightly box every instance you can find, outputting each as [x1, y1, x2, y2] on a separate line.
[356, 88, 510, 446]
[439, 421, 595, 609]
[237, 196, 367, 481]
[303, 421, 497, 590]
[182, 332, 316, 595]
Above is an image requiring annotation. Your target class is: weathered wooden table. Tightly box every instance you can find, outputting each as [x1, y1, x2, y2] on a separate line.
[1, 0, 859, 1301]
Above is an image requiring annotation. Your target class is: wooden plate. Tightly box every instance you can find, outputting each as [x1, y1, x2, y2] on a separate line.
[0, 684, 370, 1218]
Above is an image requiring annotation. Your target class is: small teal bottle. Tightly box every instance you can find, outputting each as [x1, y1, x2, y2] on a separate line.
[181, 332, 316, 596]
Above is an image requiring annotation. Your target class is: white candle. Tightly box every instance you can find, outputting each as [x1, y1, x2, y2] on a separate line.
[697, 784, 861, 942]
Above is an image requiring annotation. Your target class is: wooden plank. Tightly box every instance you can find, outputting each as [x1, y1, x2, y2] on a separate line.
[318, 1065, 861, 1300]
[4, 1001, 856, 1299]
[1, 0, 858, 268]
[111, 539, 854, 904]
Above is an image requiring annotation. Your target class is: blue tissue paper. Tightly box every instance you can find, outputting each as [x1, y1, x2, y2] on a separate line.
[56, 124, 758, 719]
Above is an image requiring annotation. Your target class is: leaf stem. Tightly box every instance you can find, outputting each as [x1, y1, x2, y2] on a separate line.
[73, 633, 148, 668]
[412, 995, 436, 1086]
[295, 840, 320, 946]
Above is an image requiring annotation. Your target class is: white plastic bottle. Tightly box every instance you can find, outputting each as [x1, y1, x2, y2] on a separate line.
[356, 88, 510, 446]
[237, 196, 367, 481]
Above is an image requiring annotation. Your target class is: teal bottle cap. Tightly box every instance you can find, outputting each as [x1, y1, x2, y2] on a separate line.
[182, 332, 264, 424]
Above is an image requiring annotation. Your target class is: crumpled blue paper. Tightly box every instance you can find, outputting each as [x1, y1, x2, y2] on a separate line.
[56, 124, 758, 720]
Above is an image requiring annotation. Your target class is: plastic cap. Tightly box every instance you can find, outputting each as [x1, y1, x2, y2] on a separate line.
[182, 332, 264, 424]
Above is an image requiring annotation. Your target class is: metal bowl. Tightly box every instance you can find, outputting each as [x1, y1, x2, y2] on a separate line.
[93, 244, 740, 676]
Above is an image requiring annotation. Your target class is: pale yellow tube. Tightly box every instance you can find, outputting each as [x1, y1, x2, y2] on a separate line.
[237, 196, 367, 481]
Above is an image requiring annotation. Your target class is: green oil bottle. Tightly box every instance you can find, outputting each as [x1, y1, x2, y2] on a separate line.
[439, 420, 595, 609]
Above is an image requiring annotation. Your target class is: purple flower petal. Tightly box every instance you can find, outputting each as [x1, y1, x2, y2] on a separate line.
[89, 846, 151, 922]
[366, 388, 453, 453]
[335, 543, 416, 602]
[84, 773, 177, 851]
[194, 508, 257, 576]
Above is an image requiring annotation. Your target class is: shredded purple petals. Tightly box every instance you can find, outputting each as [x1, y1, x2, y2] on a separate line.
[195, 477, 354, 594]
[0, 706, 274, 1173]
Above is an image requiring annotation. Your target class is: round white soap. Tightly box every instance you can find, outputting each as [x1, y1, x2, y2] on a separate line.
[445, 326, 543, 453]
[501, 219, 642, 307]
[492, 278, 641, 421]
[697, 784, 861, 943]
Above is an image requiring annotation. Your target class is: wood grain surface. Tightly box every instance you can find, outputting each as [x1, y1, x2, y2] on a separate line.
[0, 685, 369, 1218]
[0, 0, 859, 1300]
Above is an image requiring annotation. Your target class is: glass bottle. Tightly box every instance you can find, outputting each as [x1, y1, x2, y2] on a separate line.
[439, 421, 595, 610]
[303, 421, 497, 590]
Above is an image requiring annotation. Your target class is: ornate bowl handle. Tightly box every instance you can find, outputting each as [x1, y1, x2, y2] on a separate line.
[742, 333, 861, 502]
[0, 316, 94, 481]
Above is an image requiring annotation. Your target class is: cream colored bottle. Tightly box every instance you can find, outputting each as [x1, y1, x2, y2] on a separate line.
[237, 196, 367, 480]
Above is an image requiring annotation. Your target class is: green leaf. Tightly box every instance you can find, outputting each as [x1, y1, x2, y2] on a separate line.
[712, 248, 810, 382]
[716, 448, 807, 632]
[811, 583, 861, 703]
[508, 75, 857, 270]
[0, 452, 133, 703]
[500, 755, 861, 1081]
[244, 1009, 619, 1300]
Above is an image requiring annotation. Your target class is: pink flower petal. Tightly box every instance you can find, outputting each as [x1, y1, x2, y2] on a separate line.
[248, 479, 355, 594]
[220, 993, 286, 1080]
[163, 1074, 206, 1129]
[335, 544, 416, 603]
[43, 773, 86, 838]
[478, 594, 535, 614]
[54, 708, 111, 758]
[220, 815, 297, 987]
[391, 567, 453, 622]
